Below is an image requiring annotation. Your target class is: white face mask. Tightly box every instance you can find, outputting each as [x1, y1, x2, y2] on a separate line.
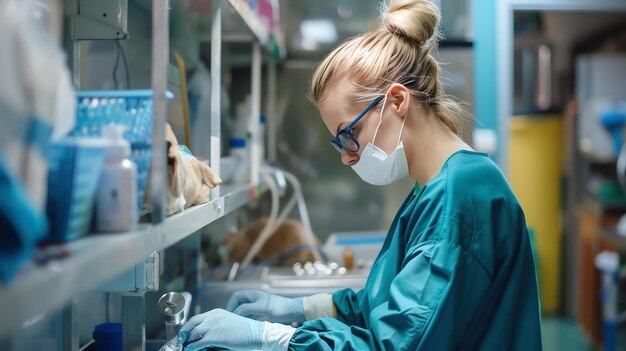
[351, 96, 409, 186]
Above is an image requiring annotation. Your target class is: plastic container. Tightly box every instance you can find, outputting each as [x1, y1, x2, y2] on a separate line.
[71, 90, 154, 213]
[343, 246, 355, 270]
[259, 115, 266, 162]
[230, 138, 250, 185]
[96, 126, 137, 232]
[233, 96, 251, 140]
[45, 138, 107, 243]
[93, 323, 122, 351]
[249, 113, 261, 186]
[73, 90, 153, 143]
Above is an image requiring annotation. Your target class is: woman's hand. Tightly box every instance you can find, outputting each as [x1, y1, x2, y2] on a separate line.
[227, 290, 306, 325]
[177, 309, 262, 351]
[177, 308, 297, 351]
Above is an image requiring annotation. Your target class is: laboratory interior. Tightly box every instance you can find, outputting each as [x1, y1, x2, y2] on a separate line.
[2, 0, 626, 350]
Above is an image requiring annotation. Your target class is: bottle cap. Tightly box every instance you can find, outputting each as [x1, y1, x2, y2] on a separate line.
[103, 125, 131, 159]
[230, 138, 246, 148]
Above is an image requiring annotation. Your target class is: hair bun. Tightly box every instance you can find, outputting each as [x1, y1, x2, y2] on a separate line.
[382, 0, 441, 45]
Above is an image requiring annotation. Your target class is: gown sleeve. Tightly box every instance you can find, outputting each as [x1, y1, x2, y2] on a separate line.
[288, 239, 492, 351]
[331, 288, 367, 327]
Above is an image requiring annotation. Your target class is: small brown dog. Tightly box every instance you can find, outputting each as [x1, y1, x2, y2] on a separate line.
[165, 123, 221, 215]
[225, 218, 318, 266]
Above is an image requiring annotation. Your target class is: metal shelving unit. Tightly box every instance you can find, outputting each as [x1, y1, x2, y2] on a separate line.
[0, 0, 283, 349]
[0, 183, 265, 337]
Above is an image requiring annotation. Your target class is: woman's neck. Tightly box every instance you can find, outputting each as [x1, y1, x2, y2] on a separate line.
[402, 109, 470, 187]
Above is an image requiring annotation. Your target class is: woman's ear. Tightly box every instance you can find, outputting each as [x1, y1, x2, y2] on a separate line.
[388, 83, 411, 118]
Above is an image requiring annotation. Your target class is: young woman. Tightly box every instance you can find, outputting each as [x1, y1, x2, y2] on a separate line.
[177, 0, 542, 349]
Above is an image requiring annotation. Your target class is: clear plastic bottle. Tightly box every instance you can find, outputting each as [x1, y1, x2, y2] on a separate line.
[259, 115, 266, 162]
[230, 138, 250, 185]
[96, 126, 137, 232]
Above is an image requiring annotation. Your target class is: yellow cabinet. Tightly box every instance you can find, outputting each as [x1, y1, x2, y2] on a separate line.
[509, 116, 564, 314]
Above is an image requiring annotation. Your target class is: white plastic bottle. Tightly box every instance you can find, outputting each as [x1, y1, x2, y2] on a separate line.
[230, 138, 250, 185]
[249, 111, 261, 185]
[259, 115, 266, 162]
[234, 96, 252, 140]
[96, 126, 137, 232]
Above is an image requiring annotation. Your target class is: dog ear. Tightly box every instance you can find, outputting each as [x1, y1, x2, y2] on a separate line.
[165, 124, 184, 198]
[193, 160, 222, 188]
[164, 123, 178, 147]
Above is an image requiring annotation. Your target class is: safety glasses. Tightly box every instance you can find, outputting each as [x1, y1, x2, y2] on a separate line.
[329, 80, 414, 154]
[329, 96, 384, 153]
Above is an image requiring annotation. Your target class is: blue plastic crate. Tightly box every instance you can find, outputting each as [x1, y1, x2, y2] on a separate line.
[45, 139, 106, 243]
[71, 90, 154, 213]
[73, 90, 153, 143]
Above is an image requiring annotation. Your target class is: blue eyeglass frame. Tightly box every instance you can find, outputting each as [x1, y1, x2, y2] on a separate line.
[329, 80, 415, 154]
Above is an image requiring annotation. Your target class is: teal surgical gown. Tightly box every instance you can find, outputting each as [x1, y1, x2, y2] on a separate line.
[289, 150, 542, 350]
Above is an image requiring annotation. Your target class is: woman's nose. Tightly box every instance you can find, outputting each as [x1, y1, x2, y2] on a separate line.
[341, 150, 359, 166]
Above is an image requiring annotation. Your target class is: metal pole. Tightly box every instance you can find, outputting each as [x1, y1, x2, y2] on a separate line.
[64, 0, 81, 88]
[183, 234, 201, 307]
[72, 42, 81, 89]
[62, 300, 79, 351]
[250, 42, 262, 185]
[122, 293, 146, 351]
[210, 0, 222, 200]
[151, 0, 169, 223]
[267, 57, 277, 163]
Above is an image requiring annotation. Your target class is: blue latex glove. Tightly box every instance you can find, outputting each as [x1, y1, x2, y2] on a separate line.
[227, 290, 306, 325]
[177, 309, 262, 351]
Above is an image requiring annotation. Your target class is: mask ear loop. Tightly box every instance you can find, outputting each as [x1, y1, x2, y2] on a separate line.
[371, 94, 388, 146]
[372, 92, 407, 149]
[397, 113, 407, 148]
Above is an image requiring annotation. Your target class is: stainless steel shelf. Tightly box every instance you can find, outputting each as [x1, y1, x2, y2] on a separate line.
[148, 0, 275, 51]
[197, 0, 286, 56]
[226, 0, 269, 45]
[158, 184, 263, 248]
[0, 183, 264, 337]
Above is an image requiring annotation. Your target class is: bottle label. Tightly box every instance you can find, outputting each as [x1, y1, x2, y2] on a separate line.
[97, 167, 137, 232]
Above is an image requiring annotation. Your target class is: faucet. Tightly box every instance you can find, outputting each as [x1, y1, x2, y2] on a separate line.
[158, 292, 192, 340]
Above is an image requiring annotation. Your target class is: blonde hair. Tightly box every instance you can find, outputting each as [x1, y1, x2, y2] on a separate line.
[310, 0, 469, 135]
